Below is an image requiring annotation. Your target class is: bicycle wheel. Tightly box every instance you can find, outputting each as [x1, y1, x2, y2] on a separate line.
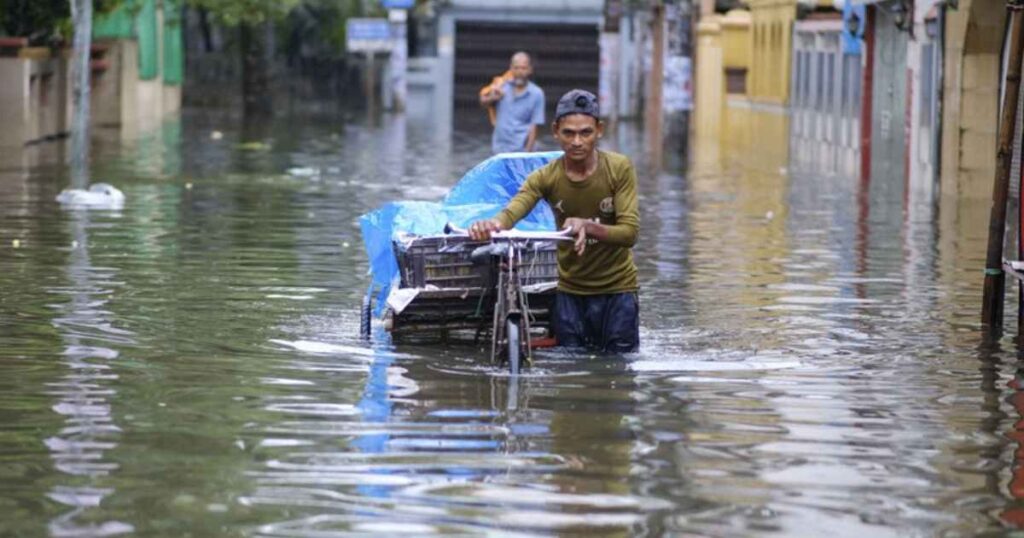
[506, 319, 521, 375]
[360, 293, 372, 340]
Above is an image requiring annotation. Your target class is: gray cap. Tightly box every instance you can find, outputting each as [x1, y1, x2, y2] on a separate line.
[555, 89, 599, 122]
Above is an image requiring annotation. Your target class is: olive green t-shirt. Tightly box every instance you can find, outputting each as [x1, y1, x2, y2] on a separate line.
[496, 151, 639, 295]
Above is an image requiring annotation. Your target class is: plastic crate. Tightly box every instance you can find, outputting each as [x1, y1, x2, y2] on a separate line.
[395, 235, 493, 289]
[518, 242, 559, 287]
[394, 235, 560, 290]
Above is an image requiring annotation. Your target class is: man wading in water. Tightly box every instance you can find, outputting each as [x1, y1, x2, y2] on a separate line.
[479, 52, 546, 154]
[469, 90, 640, 352]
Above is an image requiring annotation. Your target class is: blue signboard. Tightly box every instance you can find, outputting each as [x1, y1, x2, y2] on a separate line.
[347, 18, 392, 53]
[381, 0, 415, 8]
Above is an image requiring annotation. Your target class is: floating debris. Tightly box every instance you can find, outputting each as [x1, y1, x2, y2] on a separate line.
[237, 141, 270, 151]
[287, 167, 320, 178]
[55, 183, 125, 210]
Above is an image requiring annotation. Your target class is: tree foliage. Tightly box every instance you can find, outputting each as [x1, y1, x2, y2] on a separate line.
[185, 0, 303, 26]
[284, 0, 370, 53]
[0, 0, 120, 44]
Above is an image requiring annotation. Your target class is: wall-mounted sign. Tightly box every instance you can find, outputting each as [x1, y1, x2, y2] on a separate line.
[347, 18, 392, 53]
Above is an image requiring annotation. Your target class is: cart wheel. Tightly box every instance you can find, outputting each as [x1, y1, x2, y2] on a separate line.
[506, 319, 521, 375]
[360, 294, 372, 340]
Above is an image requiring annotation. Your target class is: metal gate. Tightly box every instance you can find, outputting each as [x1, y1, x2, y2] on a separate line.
[790, 19, 862, 178]
[453, 21, 599, 130]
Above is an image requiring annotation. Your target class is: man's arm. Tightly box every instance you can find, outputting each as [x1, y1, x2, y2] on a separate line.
[524, 124, 538, 152]
[496, 171, 545, 228]
[562, 161, 639, 253]
[479, 72, 512, 108]
[525, 90, 546, 151]
[601, 162, 640, 247]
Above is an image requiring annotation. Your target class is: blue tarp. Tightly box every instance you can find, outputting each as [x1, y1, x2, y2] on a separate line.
[359, 152, 561, 313]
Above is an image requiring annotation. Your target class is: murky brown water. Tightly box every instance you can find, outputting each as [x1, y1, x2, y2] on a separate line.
[0, 108, 1018, 537]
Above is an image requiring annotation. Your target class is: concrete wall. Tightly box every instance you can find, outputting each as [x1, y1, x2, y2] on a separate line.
[869, 5, 909, 184]
[941, 0, 1006, 200]
[448, 0, 600, 9]
[692, 8, 789, 174]
[92, 42, 124, 127]
[0, 37, 183, 147]
[747, 0, 796, 107]
[721, 9, 752, 94]
[906, 3, 943, 200]
[0, 49, 68, 148]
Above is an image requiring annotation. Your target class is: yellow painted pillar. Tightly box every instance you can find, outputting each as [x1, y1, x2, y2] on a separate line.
[720, 9, 753, 153]
[695, 16, 724, 171]
[941, 0, 1006, 201]
[721, 9, 752, 96]
[696, 17, 724, 140]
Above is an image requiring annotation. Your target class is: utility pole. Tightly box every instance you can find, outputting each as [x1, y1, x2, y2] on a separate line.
[69, 0, 93, 189]
[645, 0, 665, 160]
[366, 51, 377, 120]
[387, 9, 408, 112]
[982, 0, 1024, 331]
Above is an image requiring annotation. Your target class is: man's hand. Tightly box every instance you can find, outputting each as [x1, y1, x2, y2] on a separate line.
[564, 217, 590, 256]
[480, 87, 504, 107]
[469, 219, 504, 241]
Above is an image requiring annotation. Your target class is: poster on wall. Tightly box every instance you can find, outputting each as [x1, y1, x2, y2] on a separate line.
[841, 2, 865, 55]
[663, 56, 692, 112]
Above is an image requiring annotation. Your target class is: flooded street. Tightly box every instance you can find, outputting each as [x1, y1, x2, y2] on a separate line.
[0, 108, 1016, 537]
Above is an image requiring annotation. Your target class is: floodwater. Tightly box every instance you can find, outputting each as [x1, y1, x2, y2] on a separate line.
[0, 106, 1017, 537]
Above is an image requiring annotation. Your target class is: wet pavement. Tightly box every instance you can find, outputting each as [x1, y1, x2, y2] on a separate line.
[0, 107, 1019, 536]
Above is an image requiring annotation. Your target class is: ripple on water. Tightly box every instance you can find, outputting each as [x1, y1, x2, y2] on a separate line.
[1, 114, 1018, 537]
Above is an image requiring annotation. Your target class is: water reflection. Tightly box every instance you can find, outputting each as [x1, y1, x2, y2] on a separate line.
[1, 103, 1023, 536]
[249, 339, 671, 535]
[46, 210, 133, 537]
[1004, 355, 1024, 526]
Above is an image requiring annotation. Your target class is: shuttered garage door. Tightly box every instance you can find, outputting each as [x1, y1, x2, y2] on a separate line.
[453, 21, 600, 130]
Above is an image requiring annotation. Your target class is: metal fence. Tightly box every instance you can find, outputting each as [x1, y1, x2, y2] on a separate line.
[790, 19, 861, 179]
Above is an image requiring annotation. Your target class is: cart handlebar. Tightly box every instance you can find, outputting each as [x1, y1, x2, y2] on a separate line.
[444, 222, 573, 241]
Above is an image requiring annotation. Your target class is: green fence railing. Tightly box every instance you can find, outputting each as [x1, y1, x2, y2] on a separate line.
[92, 0, 185, 85]
[163, 0, 183, 85]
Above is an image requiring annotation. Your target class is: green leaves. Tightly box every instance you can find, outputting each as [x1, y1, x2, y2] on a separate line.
[185, 0, 302, 26]
[0, 0, 124, 43]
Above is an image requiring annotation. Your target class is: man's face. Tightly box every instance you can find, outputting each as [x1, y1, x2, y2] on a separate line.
[552, 114, 602, 163]
[510, 55, 532, 87]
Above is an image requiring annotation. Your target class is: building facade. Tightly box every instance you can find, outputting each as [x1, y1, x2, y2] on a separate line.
[941, 0, 1006, 201]
[0, 0, 183, 148]
[406, 0, 680, 134]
